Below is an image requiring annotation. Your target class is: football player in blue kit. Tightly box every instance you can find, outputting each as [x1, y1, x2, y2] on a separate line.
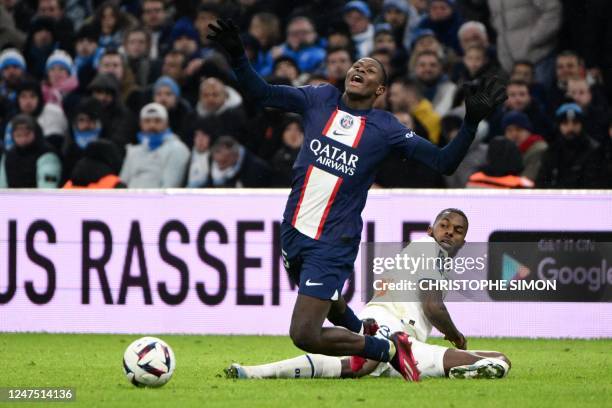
[208, 19, 506, 381]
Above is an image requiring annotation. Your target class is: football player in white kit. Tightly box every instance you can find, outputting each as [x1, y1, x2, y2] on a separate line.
[225, 209, 511, 381]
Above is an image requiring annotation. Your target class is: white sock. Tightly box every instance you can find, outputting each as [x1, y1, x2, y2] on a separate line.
[241, 354, 342, 379]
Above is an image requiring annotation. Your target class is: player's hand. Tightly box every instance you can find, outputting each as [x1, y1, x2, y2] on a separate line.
[445, 333, 467, 350]
[207, 19, 245, 61]
[464, 76, 507, 124]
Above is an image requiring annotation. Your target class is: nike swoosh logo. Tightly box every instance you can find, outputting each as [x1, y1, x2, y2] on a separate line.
[305, 279, 323, 286]
[332, 130, 351, 136]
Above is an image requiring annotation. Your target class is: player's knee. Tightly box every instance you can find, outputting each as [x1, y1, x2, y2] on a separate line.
[289, 326, 320, 352]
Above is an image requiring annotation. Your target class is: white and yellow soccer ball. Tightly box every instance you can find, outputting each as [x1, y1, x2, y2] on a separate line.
[123, 337, 176, 387]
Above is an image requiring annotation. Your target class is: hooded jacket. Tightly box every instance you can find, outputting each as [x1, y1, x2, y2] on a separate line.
[86, 73, 138, 148]
[0, 117, 62, 188]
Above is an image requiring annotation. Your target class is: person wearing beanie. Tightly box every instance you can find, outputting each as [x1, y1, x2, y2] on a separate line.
[62, 97, 109, 180]
[502, 110, 547, 181]
[536, 103, 600, 188]
[119, 102, 190, 188]
[153, 75, 193, 136]
[63, 139, 125, 189]
[0, 48, 27, 103]
[4, 80, 68, 151]
[0, 114, 62, 188]
[417, 0, 463, 55]
[467, 136, 534, 188]
[170, 17, 200, 60]
[42, 49, 79, 105]
[343, 1, 375, 58]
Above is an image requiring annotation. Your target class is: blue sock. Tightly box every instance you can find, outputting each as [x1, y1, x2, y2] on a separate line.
[328, 305, 362, 333]
[362, 335, 391, 362]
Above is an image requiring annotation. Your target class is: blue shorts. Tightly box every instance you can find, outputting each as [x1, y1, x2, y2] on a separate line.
[281, 221, 359, 301]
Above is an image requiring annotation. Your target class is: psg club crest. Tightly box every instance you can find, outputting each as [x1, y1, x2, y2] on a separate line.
[340, 115, 354, 129]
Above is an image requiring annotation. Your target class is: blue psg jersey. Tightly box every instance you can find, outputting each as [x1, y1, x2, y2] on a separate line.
[232, 57, 477, 244]
[281, 85, 419, 243]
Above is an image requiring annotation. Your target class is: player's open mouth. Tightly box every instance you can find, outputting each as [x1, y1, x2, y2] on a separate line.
[349, 74, 364, 86]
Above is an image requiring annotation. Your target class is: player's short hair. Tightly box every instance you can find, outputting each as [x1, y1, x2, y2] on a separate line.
[368, 56, 388, 86]
[434, 208, 469, 230]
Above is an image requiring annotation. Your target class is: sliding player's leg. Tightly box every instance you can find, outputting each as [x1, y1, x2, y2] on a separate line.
[225, 354, 344, 379]
[225, 355, 379, 379]
[408, 339, 510, 379]
[381, 338, 510, 380]
[445, 349, 511, 379]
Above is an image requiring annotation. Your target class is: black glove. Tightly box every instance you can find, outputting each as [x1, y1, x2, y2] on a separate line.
[464, 76, 507, 124]
[206, 19, 245, 61]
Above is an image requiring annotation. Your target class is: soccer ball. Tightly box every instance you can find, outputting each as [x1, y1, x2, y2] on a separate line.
[123, 336, 176, 387]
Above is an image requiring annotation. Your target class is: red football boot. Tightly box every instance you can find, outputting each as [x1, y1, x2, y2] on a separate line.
[388, 331, 420, 381]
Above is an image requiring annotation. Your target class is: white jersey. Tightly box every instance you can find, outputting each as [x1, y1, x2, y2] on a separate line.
[361, 236, 449, 342]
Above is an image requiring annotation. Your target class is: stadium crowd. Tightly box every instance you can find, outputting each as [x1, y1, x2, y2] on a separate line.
[0, 0, 610, 189]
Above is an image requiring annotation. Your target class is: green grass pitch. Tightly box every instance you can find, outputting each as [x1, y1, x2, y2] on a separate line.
[1, 334, 611, 408]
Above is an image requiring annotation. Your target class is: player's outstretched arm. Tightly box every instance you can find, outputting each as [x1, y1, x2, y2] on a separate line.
[419, 286, 467, 349]
[207, 19, 309, 113]
[408, 76, 507, 175]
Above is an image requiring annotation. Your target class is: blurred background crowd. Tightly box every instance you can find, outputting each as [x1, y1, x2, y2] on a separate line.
[0, 0, 610, 189]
